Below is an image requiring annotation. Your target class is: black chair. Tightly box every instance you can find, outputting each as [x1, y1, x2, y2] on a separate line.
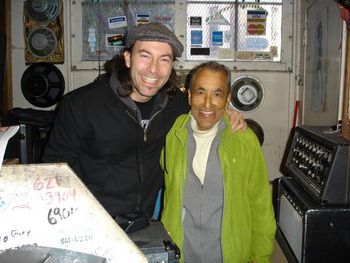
[6, 107, 56, 164]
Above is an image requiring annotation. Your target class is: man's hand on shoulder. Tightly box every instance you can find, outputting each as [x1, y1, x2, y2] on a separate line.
[225, 108, 247, 132]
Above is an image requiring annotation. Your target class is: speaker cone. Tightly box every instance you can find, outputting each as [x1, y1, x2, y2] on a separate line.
[26, 0, 60, 23]
[21, 63, 65, 108]
[230, 76, 264, 112]
[27, 27, 57, 58]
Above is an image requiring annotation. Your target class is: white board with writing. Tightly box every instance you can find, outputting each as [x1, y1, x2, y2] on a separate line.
[0, 163, 147, 263]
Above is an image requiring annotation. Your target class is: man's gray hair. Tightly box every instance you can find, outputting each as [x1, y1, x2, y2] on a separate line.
[188, 61, 231, 91]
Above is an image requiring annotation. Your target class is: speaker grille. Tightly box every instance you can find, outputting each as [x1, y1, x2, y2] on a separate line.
[21, 63, 65, 108]
[24, 0, 64, 63]
[230, 76, 264, 112]
[26, 0, 60, 23]
[279, 194, 303, 262]
[27, 27, 57, 58]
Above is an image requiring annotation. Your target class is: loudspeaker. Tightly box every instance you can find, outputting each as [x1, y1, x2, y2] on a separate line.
[21, 63, 65, 108]
[230, 76, 264, 112]
[23, 0, 64, 64]
[246, 119, 264, 145]
[276, 177, 350, 263]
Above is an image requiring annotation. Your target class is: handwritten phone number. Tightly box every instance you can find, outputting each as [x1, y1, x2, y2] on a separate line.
[60, 234, 93, 245]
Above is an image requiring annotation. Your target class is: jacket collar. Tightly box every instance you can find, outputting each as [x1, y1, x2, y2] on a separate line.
[176, 112, 229, 133]
[109, 73, 169, 119]
[174, 112, 229, 146]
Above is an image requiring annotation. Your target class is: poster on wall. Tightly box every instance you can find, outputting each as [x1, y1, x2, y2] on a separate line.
[311, 8, 328, 112]
[303, 0, 342, 126]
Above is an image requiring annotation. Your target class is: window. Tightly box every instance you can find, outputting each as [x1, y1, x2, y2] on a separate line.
[73, 0, 288, 70]
[186, 0, 282, 61]
[81, 0, 175, 61]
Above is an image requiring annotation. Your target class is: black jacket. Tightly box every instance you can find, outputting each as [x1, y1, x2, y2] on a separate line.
[43, 74, 189, 218]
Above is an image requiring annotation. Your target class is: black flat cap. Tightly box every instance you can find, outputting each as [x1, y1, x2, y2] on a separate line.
[126, 22, 184, 58]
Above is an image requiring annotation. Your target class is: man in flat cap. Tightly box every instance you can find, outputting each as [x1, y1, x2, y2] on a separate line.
[43, 22, 245, 228]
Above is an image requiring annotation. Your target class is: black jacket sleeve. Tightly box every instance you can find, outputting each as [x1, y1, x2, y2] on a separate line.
[42, 93, 89, 179]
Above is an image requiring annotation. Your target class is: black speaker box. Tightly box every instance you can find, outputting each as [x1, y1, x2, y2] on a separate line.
[276, 177, 350, 263]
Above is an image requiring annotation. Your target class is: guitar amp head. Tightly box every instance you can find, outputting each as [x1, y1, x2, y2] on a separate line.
[283, 126, 350, 205]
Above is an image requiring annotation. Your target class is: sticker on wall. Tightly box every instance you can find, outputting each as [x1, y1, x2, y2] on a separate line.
[191, 30, 203, 46]
[206, 5, 231, 26]
[191, 48, 210, 56]
[190, 16, 202, 27]
[224, 31, 233, 42]
[270, 46, 278, 57]
[106, 34, 124, 47]
[207, 13, 230, 26]
[127, 2, 175, 30]
[217, 48, 235, 60]
[236, 51, 255, 60]
[212, 31, 223, 46]
[154, 16, 173, 31]
[245, 37, 269, 50]
[88, 26, 96, 53]
[108, 16, 127, 29]
[247, 10, 267, 36]
[255, 52, 272, 60]
[136, 14, 150, 25]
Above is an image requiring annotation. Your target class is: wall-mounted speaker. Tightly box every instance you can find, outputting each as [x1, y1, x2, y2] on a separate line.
[23, 0, 64, 64]
[230, 76, 264, 112]
[21, 63, 65, 108]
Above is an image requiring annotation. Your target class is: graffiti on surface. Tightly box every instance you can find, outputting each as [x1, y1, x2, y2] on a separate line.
[47, 207, 79, 225]
[11, 185, 32, 209]
[0, 228, 31, 245]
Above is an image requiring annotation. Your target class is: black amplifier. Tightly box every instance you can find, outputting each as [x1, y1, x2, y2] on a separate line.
[276, 176, 350, 263]
[283, 126, 350, 204]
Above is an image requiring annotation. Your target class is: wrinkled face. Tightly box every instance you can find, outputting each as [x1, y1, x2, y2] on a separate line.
[124, 40, 174, 102]
[189, 68, 231, 131]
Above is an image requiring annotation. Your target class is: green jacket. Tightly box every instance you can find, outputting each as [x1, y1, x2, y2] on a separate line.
[161, 113, 276, 263]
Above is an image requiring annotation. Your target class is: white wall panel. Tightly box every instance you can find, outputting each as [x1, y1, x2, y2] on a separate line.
[232, 72, 291, 180]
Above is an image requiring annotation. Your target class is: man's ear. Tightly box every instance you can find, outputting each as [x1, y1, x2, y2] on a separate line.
[124, 50, 131, 68]
[226, 94, 231, 108]
[188, 90, 192, 106]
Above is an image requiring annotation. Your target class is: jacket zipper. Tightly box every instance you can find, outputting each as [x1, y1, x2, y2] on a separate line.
[143, 108, 162, 142]
[126, 109, 144, 212]
[126, 107, 163, 213]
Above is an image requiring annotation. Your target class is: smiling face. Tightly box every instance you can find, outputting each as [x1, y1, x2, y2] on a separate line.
[124, 40, 175, 102]
[188, 67, 231, 131]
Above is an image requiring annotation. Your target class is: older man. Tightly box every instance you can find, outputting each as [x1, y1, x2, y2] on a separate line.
[161, 61, 276, 263]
